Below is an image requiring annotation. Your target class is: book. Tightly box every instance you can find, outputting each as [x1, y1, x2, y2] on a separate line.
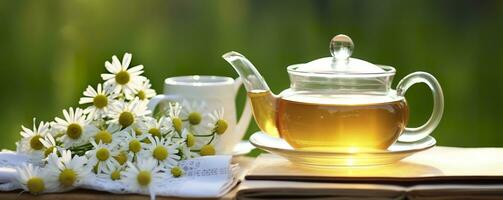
[237, 147, 503, 199]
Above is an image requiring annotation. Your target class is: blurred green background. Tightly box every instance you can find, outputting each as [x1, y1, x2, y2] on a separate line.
[0, 0, 502, 150]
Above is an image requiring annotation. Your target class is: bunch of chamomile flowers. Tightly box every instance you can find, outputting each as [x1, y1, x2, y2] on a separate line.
[14, 53, 229, 196]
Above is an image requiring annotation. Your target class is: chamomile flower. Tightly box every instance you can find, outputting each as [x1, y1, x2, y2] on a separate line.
[166, 102, 183, 133]
[113, 150, 130, 166]
[120, 129, 147, 161]
[135, 79, 156, 101]
[181, 100, 209, 126]
[87, 140, 119, 174]
[46, 149, 90, 189]
[139, 116, 172, 139]
[91, 123, 123, 145]
[178, 143, 199, 160]
[79, 84, 118, 120]
[199, 144, 216, 156]
[17, 119, 50, 156]
[123, 158, 162, 199]
[108, 98, 151, 128]
[15, 164, 56, 194]
[169, 165, 184, 178]
[101, 53, 146, 99]
[208, 108, 228, 135]
[180, 129, 196, 148]
[99, 161, 125, 181]
[52, 107, 98, 147]
[39, 134, 58, 158]
[142, 136, 180, 169]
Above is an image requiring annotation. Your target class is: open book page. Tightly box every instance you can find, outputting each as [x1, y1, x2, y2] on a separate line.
[246, 147, 503, 182]
[237, 180, 503, 200]
[237, 147, 503, 199]
[407, 184, 503, 200]
[237, 180, 406, 200]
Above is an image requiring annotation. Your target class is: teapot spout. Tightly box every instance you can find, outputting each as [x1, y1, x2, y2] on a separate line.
[222, 51, 280, 137]
[222, 51, 271, 92]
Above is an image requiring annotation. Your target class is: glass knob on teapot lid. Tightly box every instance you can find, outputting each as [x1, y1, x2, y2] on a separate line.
[295, 34, 385, 73]
[330, 34, 354, 64]
[328, 34, 384, 73]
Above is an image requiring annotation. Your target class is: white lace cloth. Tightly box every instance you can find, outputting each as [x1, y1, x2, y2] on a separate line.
[0, 151, 238, 198]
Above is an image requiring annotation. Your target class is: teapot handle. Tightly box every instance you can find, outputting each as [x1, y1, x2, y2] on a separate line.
[397, 72, 444, 142]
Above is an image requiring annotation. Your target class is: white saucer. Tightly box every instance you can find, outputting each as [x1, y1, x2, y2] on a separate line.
[249, 132, 436, 167]
[232, 141, 256, 156]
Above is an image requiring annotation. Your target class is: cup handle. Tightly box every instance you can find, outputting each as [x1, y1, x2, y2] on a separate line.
[147, 94, 167, 112]
[234, 77, 253, 140]
[397, 72, 444, 142]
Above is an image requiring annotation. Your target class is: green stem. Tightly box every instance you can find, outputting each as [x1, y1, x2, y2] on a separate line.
[207, 134, 216, 145]
[193, 133, 215, 137]
[72, 143, 93, 149]
[70, 143, 93, 153]
[72, 150, 87, 156]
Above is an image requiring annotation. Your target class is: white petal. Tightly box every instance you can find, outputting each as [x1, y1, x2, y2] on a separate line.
[65, 109, 73, 122]
[128, 65, 143, 73]
[40, 138, 50, 148]
[83, 85, 96, 97]
[101, 73, 115, 81]
[105, 61, 117, 73]
[112, 56, 121, 70]
[122, 53, 132, 69]
[54, 117, 68, 126]
[79, 97, 94, 104]
[97, 84, 103, 94]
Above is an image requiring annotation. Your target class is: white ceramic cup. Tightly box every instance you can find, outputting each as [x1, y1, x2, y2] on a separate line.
[147, 75, 252, 154]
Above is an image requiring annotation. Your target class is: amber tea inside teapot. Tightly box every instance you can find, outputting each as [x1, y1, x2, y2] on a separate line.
[223, 34, 444, 152]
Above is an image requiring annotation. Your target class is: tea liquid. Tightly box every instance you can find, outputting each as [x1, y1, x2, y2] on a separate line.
[248, 90, 409, 152]
[248, 90, 280, 137]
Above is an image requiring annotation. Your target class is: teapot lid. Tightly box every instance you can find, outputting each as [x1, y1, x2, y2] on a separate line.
[294, 34, 385, 74]
[286, 34, 396, 95]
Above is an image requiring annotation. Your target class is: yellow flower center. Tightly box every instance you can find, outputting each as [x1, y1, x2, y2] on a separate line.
[137, 171, 151, 186]
[26, 177, 45, 194]
[128, 139, 141, 153]
[58, 168, 77, 187]
[93, 94, 108, 108]
[153, 146, 168, 161]
[66, 123, 83, 140]
[186, 132, 195, 147]
[171, 167, 183, 178]
[114, 151, 128, 165]
[137, 90, 146, 100]
[119, 112, 134, 127]
[111, 170, 121, 180]
[172, 117, 183, 133]
[115, 71, 130, 85]
[29, 135, 44, 150]
[134, 128, 143, 135]
[215, 119, 228, 135]
[200, 144, 216, 156]
[95, 130, 112, 144]
[44, 146, 54, 158]
[188, 112, 202, 125]
[96, 148, 110, 161]
[148, 128, 161, 138]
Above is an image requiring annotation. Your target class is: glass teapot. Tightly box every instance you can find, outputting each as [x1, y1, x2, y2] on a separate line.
[223, 34, 444, 152]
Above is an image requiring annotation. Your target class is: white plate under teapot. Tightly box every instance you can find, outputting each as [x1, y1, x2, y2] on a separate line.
[249, 132, 436, 167]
